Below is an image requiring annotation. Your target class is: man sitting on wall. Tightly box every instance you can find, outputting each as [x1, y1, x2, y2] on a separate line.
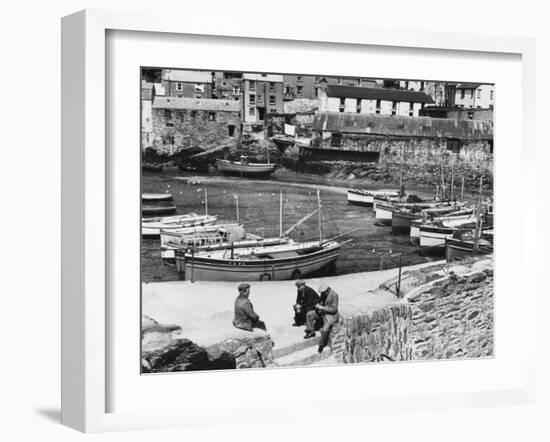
[233, 283, 267, 332]
[304, 283, 340, 353]
[292, 280, 320, 327]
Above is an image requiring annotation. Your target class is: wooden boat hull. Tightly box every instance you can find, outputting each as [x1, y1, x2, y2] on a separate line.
[409, 221, 422, 245]
[391, 211, 417, 234]
[160, 224, 247, 260]
[347, 189, 399, 206]
[142, 214, 218, 238]
[419, 225, 454, 250]
[142, 205, 177, 216]
[374, 203, 394, 225]
[142, 193, 173, 202]
[142, 163, 163, 171]
[446, 238, 493, 261]
[175, 243, 341, 282]
[216, 159, 277, 177]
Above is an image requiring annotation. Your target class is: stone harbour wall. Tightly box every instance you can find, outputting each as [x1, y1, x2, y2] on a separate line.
[329, 266, 494, 364]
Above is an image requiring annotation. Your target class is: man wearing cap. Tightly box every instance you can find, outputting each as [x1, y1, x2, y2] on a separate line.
[304, 283, 340, 353]
[233, 283, 267, 332]
[292, 280, 320, 327]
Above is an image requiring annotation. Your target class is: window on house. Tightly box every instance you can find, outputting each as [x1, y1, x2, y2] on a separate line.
[356, 99, 362, 113]
[249, 81, 256, 91]
[232, 86, 240, 95]
[392, 101, 397, 115]
[376, 99, 381, 114]
[270, 108, 277, 113]
[477, 89, 481, 99]
[337, 77, 342, 85]
[269, 95, 276, 105]
[409, 102, 414, 116]
[164, 109, 172, 119]
[420, 81, 425, 91]
[176, 83, 183, 91]
[405, 81, 409, 89]
[249, 94, 256, 104]
[357, 78, 361, 86]
[180, 111, 185, 122]
[315, 76, 320, 82]
[315, 87, 319, 98]
[228, 125, 236, 137]
[296, 86, 303, 97]
[166, 122, 174, 127]
[249, 107, 255, 116]
[490, 90, 494, 100]
[331, 133, 342, 147]
[297, 76, 302, 82]
[468, 111, 474, 119]
[208, 112, 216, 121]
[446, 138, 462, 153]
[269, 82, 275, 92]
[191, 110, 197, 118]
[339, 97, 345, 112]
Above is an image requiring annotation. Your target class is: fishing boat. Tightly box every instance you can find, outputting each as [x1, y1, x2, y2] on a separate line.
[142, 205, 177, 216]
[374, 197, 442, 226]
[391, 204, 468, 234]
[141, 213, 218, 238]
[419, 214, 478, 251]
[216, 156, 277, 178]
[175, 239, 343, 282]
[142, 193, 173, 202]
[347, 188, 400, 206]
[174, 189, 350, 281]
[409, 208, 472, 245]
[445, 234, 493, 261]
[142, 163, 164, 171]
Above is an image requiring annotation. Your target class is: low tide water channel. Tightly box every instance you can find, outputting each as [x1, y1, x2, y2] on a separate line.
[141, 168, 441, 283]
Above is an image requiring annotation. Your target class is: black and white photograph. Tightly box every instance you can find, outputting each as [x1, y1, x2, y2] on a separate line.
[140, 68, 494, 373]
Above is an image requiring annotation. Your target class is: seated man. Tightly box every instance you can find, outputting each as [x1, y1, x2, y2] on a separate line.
[304, 283, 340, 353]
[233, 283, 267, 332]
[292, 280, 320, 327]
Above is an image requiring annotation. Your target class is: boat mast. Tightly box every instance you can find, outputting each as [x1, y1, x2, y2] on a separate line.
[317, 188, 322, 243]
[279, 190, 283, 237]
[204, 188, 208, 216]
[461, 176, 465, 201]
[450, 165, 454, 202]
[234, 194, 240, 223]
[473, 176, 483, 251]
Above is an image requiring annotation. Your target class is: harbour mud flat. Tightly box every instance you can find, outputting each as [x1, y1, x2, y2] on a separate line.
[142, 256, 493, 372]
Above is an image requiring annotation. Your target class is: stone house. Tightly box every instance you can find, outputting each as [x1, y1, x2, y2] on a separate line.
[308, 112, 494, 163]
[242, 73, 284, 123]
[141, 82, 154, 149]
[151, 97, 241, 155]
[445, 83, 494, 109]
[318, 85, 434, 117]
[212, 72, 242, 100]
[161, 70, 213, 99]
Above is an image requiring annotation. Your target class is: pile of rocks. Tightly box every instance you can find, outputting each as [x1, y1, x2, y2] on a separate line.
[141, 315, 275, 373]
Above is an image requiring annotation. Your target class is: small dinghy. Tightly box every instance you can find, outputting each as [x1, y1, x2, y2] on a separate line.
[141, 205, 177, 216]
[142, 193, 173, 202]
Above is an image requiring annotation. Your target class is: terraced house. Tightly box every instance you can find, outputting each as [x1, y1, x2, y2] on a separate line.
[318, 85, 434, 117]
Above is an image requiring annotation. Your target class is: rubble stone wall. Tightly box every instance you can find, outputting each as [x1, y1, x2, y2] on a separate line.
[329, 269, 494, 364]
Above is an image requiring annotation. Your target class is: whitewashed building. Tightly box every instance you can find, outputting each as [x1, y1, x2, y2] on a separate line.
[318, 85, 434, 117]
[445, 83, 494, 108]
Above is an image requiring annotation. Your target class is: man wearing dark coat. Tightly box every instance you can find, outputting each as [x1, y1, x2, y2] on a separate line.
[304, 283, 340, 353]
[233, 283, 267, 332]
[292, 280, 320, 327]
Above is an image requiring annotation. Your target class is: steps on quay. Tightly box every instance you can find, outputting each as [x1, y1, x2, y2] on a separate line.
[274, 344, 332, 367]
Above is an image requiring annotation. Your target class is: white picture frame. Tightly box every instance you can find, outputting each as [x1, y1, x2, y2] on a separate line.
[61, 9, 537, 433]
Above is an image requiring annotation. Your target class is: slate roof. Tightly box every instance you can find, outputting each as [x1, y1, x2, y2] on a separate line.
[312, 112, 493, 140]
[455, 83, 482, 90]
[162, 70, 213, 83]
[325, 85, 434, 103]
[243, 73, 284, 83]
[152, 97, 241, 112]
